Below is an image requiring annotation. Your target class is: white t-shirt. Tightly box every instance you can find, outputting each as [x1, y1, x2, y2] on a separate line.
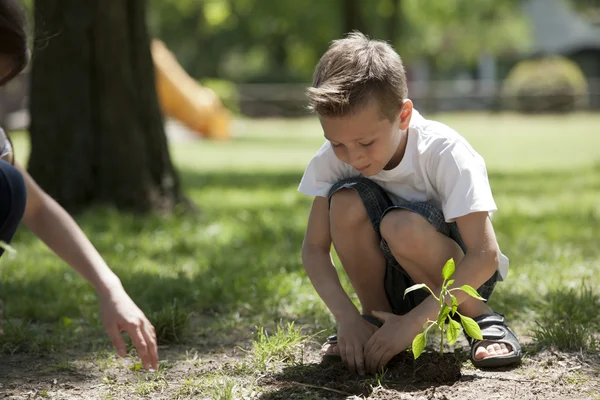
[0, 129, 12, 160]
[298, 109, 509, 281]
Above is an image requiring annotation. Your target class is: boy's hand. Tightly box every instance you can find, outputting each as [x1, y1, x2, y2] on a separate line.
[364, 311, 414, 373]
[337, 314, 379, 375]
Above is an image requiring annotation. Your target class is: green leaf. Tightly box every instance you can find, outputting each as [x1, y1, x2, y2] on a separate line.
[451, 296, 458, 316]
[437, 304, 451, 326]
[404, 283, 431, 298]
[442, 258, 455, 280]
[446, 319, 461, 345]
[460, 285, 486, 301]
[412, 332, 427, 359]
[460, 315, 483, 340]
[446, 279, 455, 287]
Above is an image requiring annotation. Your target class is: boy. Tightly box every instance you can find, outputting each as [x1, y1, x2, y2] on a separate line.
[298, 32, 521, 376]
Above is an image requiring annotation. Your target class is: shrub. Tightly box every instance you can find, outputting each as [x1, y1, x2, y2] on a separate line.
[502, 56, 588, 113]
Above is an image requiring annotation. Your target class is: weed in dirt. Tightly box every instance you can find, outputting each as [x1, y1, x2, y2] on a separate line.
[194, 371, 255, 400]
[532, 284, 600, 351]
[175, 375, 203, 398]
[0, 320, 57, 354]
[249, 322, 308, 372]
[533, 318, 595, 352]
[183, 348, 201, 365]
[45, 356, 77, 372]
[150, 299, 191, 345]
[133, 377, 168, 396]
[92, 350, 122, 372]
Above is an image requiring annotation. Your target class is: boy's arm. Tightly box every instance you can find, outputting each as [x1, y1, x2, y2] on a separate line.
[304, 196, 381, 375]
[410, 211, 499, 322]
[301, 196, 358, 320]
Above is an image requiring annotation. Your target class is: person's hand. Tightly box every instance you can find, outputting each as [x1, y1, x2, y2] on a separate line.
[99, 288, 158, 371]
[364, 310, 414, 373]
[337, 314, 379, 375]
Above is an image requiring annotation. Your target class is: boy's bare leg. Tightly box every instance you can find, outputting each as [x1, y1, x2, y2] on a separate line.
[322, 188, 391, 369]
[379, 209, 512, 360]
[329, 189, 392, 315]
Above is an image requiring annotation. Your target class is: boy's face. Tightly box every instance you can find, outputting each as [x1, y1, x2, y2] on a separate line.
[320, 101, 413, 176]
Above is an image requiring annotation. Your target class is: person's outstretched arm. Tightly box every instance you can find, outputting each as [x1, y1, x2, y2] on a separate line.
[14, 161, 158, 371]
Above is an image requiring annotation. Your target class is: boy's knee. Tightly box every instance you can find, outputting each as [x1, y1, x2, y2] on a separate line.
[380, 209, 429, 256]
[329, 189, 368, 230]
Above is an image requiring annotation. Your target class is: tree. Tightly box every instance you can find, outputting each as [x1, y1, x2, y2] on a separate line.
[29, 0, 185, 214]
[401, 0, 529, 69]
[343, 0, 366, 34]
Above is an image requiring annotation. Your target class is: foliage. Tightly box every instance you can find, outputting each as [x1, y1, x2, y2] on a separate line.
[147, 0, 530, 83]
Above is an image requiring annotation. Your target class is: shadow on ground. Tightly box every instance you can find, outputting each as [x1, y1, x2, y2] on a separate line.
[258, 351, 467, 399]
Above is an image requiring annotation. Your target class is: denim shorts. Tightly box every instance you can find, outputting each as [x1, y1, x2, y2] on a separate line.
[327, 177, 497, 316]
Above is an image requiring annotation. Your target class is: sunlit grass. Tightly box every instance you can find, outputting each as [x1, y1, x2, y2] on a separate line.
[1, 112, 599, 357]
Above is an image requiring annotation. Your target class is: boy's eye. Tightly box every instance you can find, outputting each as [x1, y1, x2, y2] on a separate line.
[360, 140, 374, 147]
[331, 142, 342, 148]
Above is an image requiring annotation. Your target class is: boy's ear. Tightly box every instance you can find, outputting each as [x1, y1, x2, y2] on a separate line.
[398, 99, 413, 130]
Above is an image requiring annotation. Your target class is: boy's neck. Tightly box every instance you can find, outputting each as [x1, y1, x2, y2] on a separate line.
[384, 128, 409, 171]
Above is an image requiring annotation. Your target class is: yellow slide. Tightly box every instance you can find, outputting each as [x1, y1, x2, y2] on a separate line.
[151, 39, 231, 140]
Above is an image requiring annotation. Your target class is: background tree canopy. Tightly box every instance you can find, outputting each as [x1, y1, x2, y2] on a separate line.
[147, 0, 531, 83]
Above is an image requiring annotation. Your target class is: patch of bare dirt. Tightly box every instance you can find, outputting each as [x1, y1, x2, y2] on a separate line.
[260, 347, 600, 400]
[0, 345, 598, 399]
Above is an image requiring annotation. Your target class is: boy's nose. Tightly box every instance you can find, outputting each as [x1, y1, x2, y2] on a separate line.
[348, 150, 366, 167]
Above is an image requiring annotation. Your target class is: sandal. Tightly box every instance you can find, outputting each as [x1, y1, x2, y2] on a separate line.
[465, 312, 522, 368]
[321, 314, 383, 363]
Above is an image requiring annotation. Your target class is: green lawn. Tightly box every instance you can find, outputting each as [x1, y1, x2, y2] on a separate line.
[1, 112, 599, 398]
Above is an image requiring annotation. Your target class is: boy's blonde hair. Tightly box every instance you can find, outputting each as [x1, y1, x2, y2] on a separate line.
[307, 31, 407, 121]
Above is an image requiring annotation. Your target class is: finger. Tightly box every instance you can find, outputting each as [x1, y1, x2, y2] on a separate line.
[128, 324, 150, 368]
[142, 322, 159, 371]
[366, 344, 379, 373]
[364, 335, 377, 372]
[355, 347, 366, 376]
[345, 344, 356, 374]
[378, 350, 394, 371]
[106, 326, 127, 358]
[372, 348, 386, 373]
[338, 342, 347, 365]
[364, 334, 376, 357]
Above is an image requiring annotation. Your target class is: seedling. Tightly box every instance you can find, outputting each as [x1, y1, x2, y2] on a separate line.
[404, 258, 484, 358]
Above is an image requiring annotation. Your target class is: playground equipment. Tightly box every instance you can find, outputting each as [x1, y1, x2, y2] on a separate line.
[151, 39, 231, 140]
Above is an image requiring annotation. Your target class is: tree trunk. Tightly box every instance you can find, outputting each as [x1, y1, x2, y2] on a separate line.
[343, 0, 365, 34]
[29, 0, 185, 214]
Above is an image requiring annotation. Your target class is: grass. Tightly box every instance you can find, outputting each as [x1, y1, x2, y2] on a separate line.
[1, 111, 600, 397]
[248, 322, 308, 372]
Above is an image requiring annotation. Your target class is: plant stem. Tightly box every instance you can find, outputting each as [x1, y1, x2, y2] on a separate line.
[439, 285, 446, 357]
[440, 321, 444, 356]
